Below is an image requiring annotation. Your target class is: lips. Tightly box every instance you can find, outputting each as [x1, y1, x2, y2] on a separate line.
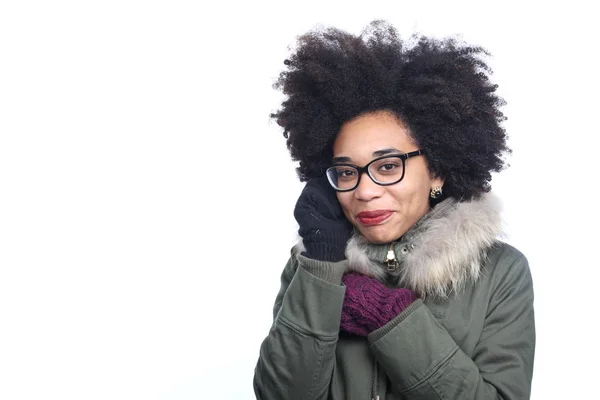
[356, 210, 394, 226]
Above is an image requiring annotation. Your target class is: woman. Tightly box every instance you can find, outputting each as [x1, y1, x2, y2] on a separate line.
[254, 21, 535, 400]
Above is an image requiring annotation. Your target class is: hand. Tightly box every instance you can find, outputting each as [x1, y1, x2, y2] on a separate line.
[340, 273, 417, 336]
[293, 175, 353, 262]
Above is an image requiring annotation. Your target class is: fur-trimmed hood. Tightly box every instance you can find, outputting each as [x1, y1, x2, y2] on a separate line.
[344, 193, 503, 299]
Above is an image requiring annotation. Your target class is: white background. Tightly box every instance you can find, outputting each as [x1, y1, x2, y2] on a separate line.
[1, 1, 598, 399]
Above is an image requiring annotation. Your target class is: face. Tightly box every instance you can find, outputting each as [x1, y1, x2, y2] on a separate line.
[333, 110, 444, 244]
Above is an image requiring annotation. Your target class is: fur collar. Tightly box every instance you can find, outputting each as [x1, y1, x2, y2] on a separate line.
[344, 193, 503, 299]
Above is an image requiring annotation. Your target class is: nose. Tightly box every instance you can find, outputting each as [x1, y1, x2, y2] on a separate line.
[354, 171, 384, 201]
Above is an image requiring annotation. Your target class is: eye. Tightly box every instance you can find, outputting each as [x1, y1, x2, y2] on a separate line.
[380, 163, 397, 172]
[370, 157, 404, 177]
[377, 162, 401, 174]
[339, 168, 356, 177]
[334, 167, 358, 180]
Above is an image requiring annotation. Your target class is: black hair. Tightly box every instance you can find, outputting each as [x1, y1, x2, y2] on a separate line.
[272, 20, 510, 200]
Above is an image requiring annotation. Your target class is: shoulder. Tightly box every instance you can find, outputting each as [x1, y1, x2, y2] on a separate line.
[482, 241, 534, 300]
[486, 241, 528, 267]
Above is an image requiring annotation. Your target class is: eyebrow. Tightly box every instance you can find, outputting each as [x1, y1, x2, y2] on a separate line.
[332, 148, 402, 164]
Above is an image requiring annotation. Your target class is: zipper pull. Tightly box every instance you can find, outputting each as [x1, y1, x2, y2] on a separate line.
[385, 243, 399, 271]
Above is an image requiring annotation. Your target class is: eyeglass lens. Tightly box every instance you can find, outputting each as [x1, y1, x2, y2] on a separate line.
[327, 156, 405, 190]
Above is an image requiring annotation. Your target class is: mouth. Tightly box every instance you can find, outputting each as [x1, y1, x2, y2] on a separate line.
[356, 210, 394, 226]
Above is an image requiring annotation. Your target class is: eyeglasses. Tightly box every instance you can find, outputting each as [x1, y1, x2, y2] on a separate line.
[325, 150, 425, 192]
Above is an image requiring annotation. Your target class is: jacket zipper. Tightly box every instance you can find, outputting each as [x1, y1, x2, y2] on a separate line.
[374, 243, 397, 398]
[385, 242, 399, 271]
[371, 361, 380, 400]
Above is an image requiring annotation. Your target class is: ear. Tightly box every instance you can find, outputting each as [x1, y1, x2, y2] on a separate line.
[429, 172, 445, 189]
[431, 176, 445, 189]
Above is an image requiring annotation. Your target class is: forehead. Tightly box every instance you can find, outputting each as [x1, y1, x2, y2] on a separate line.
[333, 111, 416, 159]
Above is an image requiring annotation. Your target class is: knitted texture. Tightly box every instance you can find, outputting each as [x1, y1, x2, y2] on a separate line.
[294, 176, 353, 262]
[302, 231, 350, 262]
[341, 273, 417, 336]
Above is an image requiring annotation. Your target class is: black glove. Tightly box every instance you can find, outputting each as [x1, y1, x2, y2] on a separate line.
[293, 176, 353, 262]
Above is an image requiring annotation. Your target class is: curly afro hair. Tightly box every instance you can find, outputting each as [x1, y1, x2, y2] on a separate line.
[271, 20, 510, 200]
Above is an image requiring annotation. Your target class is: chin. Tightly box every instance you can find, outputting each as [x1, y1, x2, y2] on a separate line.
[357, 226, 401, 244]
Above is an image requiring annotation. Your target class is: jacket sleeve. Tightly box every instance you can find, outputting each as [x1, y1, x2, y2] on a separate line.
[367, 250, 535, 399]
[253, 247, 346, 400]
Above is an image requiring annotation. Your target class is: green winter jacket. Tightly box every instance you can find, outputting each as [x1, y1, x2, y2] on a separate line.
[254, 194, 535, 399]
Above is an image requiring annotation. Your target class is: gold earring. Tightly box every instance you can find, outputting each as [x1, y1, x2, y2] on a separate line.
[430, 186, 443, 199]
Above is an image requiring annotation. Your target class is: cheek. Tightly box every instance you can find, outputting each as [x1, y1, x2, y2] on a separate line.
[398, 167, 433, 196]
[336, 194, 354, 219]
[387, 180, 429, 211]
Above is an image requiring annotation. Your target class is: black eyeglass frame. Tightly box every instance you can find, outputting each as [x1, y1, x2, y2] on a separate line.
[326, 150, 426, 192]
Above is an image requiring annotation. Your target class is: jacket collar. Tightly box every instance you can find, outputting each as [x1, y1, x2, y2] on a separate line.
[345, 193, 503, 299]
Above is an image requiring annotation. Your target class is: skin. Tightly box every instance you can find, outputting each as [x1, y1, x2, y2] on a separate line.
[333, 110, 444, 244]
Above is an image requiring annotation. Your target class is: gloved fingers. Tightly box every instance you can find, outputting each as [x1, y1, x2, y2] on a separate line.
[303, 176, 345, 220]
